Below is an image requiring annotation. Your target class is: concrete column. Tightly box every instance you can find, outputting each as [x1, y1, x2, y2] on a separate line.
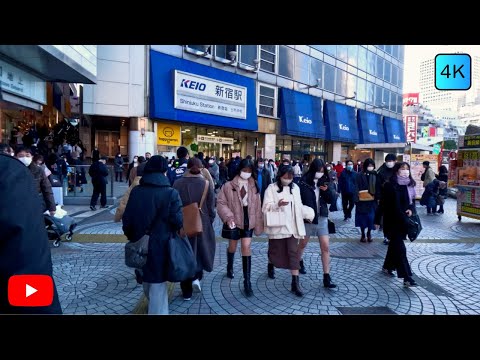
[327, 142, 342, 163]
[375, 150, 386, 168]
[264, 134, 276, 161]
[128, 117, 155, 162]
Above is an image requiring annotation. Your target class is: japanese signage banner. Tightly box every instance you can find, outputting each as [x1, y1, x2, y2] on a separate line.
[196, 135, 234, 145]
[409, 154, 438, 199]
[405, 115, 417, 143]
[457, 185, 480, 218]
[157, 123, 181, 146]
[403, 93, 419, 106]
[174, 70, 247, 119]
[459, 134, 480, 148]
[0, 59, 46, 104]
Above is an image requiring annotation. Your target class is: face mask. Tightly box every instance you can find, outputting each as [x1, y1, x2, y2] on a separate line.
[208, 160, 214, 164]
[134, 159, 138, 163]
[326, 167, 331, 171]
[281, 178, 293, 186]
[315, 172, 324, 179]
[11, 152, 15, 157]
[19, 157, 32, 166]
[358, 162, 361, 165]
[240, 171, 252, 180]
[386, 161, 395, 169]
[342, 163, 346, 167]
[258, 163, 264, 169]
[367, 166, 374, 172]
[347, 165, 353, 171]
[399, 170, 410, 178]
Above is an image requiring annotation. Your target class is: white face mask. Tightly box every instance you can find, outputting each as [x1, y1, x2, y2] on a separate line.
[367, 166, 374, 172]
[399, 169, 410, 178]
[258, 163, 265, 169]
[342, 163, 346, 167]
[240, 171, 252, 180]
[281, 178, 293, 186]
[386, 161, 395, 169]
[18, 157, 32, 167]
[315, 172, 324, 179]
[11, 152, 15, 157]
[326, 167, 331, 171]
[133, 159, 138, 163]
[208, 160, 214, 164]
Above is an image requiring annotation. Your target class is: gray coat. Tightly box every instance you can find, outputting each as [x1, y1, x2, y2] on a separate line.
[173, 172, 216, 273]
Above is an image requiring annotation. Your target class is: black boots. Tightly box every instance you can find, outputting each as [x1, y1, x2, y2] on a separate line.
[267, 263, 275, 279]
[323, 273, 337, 289]
[226, 250, 235, 279]
[299, 259, 307, 274]
[242, 256, 253, 297]
[291, 275, 304, 297]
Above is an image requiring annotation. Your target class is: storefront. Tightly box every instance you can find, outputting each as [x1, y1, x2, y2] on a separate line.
[351, 109, 387, 164]
[277, 88, 327, 161]
[149, 50, 258, 159]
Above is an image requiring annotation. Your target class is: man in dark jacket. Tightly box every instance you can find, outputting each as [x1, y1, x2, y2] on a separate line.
[228, 156, 241, 181]
[89, 156, 109, 210]
[255, 158, 272, 204]
[122, 156, 183, 315]
[168, 146, 189, 185]
[15, 147, 56, 215]
[0, 154, 62, 314]
[338, 160, 358, 221]
[376, 153, 397, 244]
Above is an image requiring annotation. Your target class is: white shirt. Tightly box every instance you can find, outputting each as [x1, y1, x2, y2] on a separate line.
[313, 179, 320, 212]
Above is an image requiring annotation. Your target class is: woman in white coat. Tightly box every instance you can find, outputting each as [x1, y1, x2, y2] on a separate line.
[262, 164, 314, 297]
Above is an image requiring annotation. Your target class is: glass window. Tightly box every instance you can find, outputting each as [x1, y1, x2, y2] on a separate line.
[397, 94, 403, 114]
[215, 45, 237, 60]
[392, 65, 398, 86]
[367, 81, 374, 104]
[377, 45, 385, 51]
[357, 78, 366, 103]
[337, 45, 348, 62]
[367, 50, 376, 75]
[347, 45, 358, 66]
[347, 72, 357, 98]
[260, 45, 276, 73]
[375, 85, 383, 107]
[336, 69, 347, 96]
[399, 45, 405, 63]
[186, 45, 211, 54]
[386, 90, 395, 111]
[392, 45, 399, 59]
[309, 58, 323, 87]
[385, 45, 392, 55]
[294, 51, 310, 84]
[324, 63, 336, 92]
[384, 61, 391, 83]
[278, 45, 294, 78]
[311, 45, 336, 57]
[358, 46, 367, 71]
[376, 55, 384, 79]
[239, 45, 258, 66]
[398, 68, 403, 89]
[259, 85, 276, 117]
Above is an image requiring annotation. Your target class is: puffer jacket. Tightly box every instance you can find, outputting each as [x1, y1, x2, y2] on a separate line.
[217, 176, 264, 235]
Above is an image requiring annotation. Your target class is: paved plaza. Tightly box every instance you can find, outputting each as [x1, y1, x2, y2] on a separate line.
[51, 198, 480, 315]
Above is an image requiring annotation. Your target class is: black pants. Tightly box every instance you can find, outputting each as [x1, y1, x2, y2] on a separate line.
[115, 172, 123, 182]
[342, 193, 355, 219]
[383, 233, 412, 279]
[90, 184, 107, 207]
[180, 271, 203, 298]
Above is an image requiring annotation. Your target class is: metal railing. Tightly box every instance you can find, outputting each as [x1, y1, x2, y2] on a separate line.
[62, 165, 115, 198]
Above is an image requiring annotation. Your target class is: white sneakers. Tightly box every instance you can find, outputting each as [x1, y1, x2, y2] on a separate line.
[193, 279, 202, 292]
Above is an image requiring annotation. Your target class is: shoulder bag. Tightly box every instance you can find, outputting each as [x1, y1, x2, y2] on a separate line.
[167, 232, 197, 282]
[405, 212, 422, 242]
[182, 180, 209, 237]
[358, 190, 375, 201]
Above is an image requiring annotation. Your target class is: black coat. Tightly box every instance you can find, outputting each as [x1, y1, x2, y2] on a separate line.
[114, 156, 124, 172]
[89, 161, 109, 186]
[375, 180, 416, 240]
[437, 173, 448, 196]
[122, 172, 183, 283]
[299, 175, 335, 224]
[377, 163, 395, 188]
[257, 168, 272, 204]
[0, 154, 62, 314]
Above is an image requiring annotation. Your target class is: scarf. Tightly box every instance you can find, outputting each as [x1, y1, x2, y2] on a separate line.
[367, 172, 376, 195]
[397, 176, 416, 204]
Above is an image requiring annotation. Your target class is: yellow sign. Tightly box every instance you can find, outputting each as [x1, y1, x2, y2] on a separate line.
[157, 123, 181, 146]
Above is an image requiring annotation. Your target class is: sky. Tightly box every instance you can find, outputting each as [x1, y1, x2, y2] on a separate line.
[403, 45, 480, 93]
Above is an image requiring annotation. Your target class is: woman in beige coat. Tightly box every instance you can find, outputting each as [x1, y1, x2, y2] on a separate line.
[262, 164, 314, 297]
[217, 159, 264, 297]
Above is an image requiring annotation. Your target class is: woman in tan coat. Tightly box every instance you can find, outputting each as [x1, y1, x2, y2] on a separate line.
[217, 159, 264, 297]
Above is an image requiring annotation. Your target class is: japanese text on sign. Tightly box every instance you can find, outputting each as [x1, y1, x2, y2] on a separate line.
[405, 115, 417, 143]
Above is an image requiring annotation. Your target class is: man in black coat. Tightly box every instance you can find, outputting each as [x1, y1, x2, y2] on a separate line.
[255, 158, 272, 204]
[89, 156, 109, 210]
[0, 154, 62, 314]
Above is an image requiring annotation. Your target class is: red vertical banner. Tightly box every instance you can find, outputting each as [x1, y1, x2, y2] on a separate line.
[405, 115, 417, 143]
[429, 127, 437, 137]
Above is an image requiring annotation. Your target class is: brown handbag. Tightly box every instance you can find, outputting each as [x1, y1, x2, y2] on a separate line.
[182, 180, 209, 237]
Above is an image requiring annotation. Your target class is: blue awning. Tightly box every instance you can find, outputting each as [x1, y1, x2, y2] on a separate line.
[383, 116, 406, 143]
[357, 110, 386, 144]
[278, 88, 325, 139]
[323, 100, 359, 143]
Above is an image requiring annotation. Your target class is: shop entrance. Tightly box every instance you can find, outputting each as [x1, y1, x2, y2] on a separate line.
[96, 131, 119, 158]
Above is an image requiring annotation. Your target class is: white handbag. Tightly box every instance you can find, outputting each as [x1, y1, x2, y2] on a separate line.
[266, 209, 286, 227]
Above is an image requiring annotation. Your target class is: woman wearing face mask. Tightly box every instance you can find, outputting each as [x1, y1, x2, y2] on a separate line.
[375, 162, 418, 287]
[114, 153, 124, 182]
[263, 164, 314, 296]
[376, 153, 397, 245]
[297, 159, 337, 288]
[126, 156, 139, 185]
[217, 159, 264, 297]
[354, 158, 381, 243]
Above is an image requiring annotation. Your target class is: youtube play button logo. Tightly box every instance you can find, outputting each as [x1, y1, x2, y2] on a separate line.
[8, 275, 54, 307]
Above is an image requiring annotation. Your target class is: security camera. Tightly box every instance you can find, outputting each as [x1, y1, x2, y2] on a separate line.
[228, 51, 237, 62]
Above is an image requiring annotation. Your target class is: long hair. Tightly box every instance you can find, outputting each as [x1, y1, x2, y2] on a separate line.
[439, 165, 448, 175]
[187, 157, 203, 175]
[303, 158, 328, 187]
[235, 158, 259, 194]
[276, 164, 295, 194]
[391, 162, 416, 187]
[363, 158, 376, 172]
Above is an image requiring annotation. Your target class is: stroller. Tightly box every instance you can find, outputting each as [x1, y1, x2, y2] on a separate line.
[44, 214, 77, 247]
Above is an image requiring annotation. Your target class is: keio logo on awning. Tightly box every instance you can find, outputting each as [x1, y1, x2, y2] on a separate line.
[369, 130, 378, 136]
[339, 123, 349, 131]
[180, 79, 206, 91]
[298, 115, 312, 124]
